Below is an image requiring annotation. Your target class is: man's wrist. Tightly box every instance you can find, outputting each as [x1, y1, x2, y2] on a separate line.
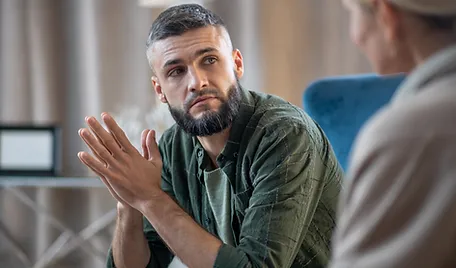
[138, 190, 170, 217]
[117, 202, 143, 228]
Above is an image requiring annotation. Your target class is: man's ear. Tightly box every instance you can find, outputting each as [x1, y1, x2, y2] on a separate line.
[233, 49, 244, 79]
[152, 76, 167, 103]
[376, 0, 401, 43]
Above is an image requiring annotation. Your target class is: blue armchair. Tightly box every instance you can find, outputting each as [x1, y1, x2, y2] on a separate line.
[303, 73, 406, 171]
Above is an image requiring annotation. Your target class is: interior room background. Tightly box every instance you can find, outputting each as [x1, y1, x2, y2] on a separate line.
[0, 0, 371, 267]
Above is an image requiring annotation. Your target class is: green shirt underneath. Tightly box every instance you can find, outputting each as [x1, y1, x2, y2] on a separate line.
[203, 167, 236, 246]
[106, 88, 343, 268]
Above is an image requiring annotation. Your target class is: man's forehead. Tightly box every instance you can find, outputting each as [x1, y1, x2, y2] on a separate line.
[150, 26, 231, 65]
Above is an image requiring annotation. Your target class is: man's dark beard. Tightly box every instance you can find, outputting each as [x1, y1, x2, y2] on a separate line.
[167, 80, 242, 136]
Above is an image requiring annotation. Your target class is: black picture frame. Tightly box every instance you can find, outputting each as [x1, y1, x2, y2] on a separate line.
[0, 125, 61, 177]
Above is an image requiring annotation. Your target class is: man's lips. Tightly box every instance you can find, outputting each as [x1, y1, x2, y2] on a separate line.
[191, 96, 217, 107]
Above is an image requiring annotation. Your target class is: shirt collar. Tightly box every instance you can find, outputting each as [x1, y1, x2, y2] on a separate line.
[193, 88, 255, 176]
[218, 88, 255, 163]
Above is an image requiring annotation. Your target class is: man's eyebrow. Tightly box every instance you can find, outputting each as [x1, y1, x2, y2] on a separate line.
[163, 59, 183, 69]
[162, 47, 218, 69]
[194, 47, 217, 57]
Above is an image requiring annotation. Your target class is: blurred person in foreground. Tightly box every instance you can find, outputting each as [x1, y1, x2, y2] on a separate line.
[77, 4, 343, 268]
[330, 0, 456, 267]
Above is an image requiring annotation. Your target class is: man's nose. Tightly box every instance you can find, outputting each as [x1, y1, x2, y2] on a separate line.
[187, 67, 208, 92]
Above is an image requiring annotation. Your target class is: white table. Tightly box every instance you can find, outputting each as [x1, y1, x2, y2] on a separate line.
[0, 177, 116, 268]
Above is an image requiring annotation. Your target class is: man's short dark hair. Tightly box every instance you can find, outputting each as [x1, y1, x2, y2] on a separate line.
[146, 4, 226, 50]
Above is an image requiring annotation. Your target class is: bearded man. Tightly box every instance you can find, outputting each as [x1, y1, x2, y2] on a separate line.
[78, 4, 343, 268]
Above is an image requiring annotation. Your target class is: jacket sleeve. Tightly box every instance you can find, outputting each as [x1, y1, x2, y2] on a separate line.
[329, 118, 456, 268]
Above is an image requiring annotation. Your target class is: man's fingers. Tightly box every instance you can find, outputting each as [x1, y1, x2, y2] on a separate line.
[78, 153, 126, 203]
[77, 151, 115, 179]
[141, 129, 151, 159]
[101, 113, 137, 154]
[85, 116, 124, 157]
[79, 130, 108, 167]
[146, 130, 161, 161]
[79, 129, 121, 169]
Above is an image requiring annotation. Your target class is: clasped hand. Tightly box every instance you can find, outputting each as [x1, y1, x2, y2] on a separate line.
[78, 112, 163, 212]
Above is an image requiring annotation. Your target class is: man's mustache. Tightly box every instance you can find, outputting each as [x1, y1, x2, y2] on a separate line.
[184, 89, 222, 110]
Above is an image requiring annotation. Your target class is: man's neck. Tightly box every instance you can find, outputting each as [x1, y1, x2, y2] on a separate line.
[197, 127, 231, 167]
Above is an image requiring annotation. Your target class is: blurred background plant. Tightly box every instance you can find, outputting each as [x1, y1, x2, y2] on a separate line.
[112, 100, 175, 152]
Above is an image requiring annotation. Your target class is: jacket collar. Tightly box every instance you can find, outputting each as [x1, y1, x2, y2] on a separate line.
[393, 44, 456, 102]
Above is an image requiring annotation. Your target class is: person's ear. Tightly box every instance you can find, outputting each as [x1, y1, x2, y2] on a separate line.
[375, 0, 401, 42]
[152, 77, 167, 103]
[233, 49, 244, 79]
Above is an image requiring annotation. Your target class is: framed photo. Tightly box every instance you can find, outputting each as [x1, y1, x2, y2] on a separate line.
[0, 125, 61, 176]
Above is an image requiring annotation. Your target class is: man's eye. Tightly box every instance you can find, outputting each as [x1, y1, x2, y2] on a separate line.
[204, 57, 217, 64]
[169, 68, 184, 77]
